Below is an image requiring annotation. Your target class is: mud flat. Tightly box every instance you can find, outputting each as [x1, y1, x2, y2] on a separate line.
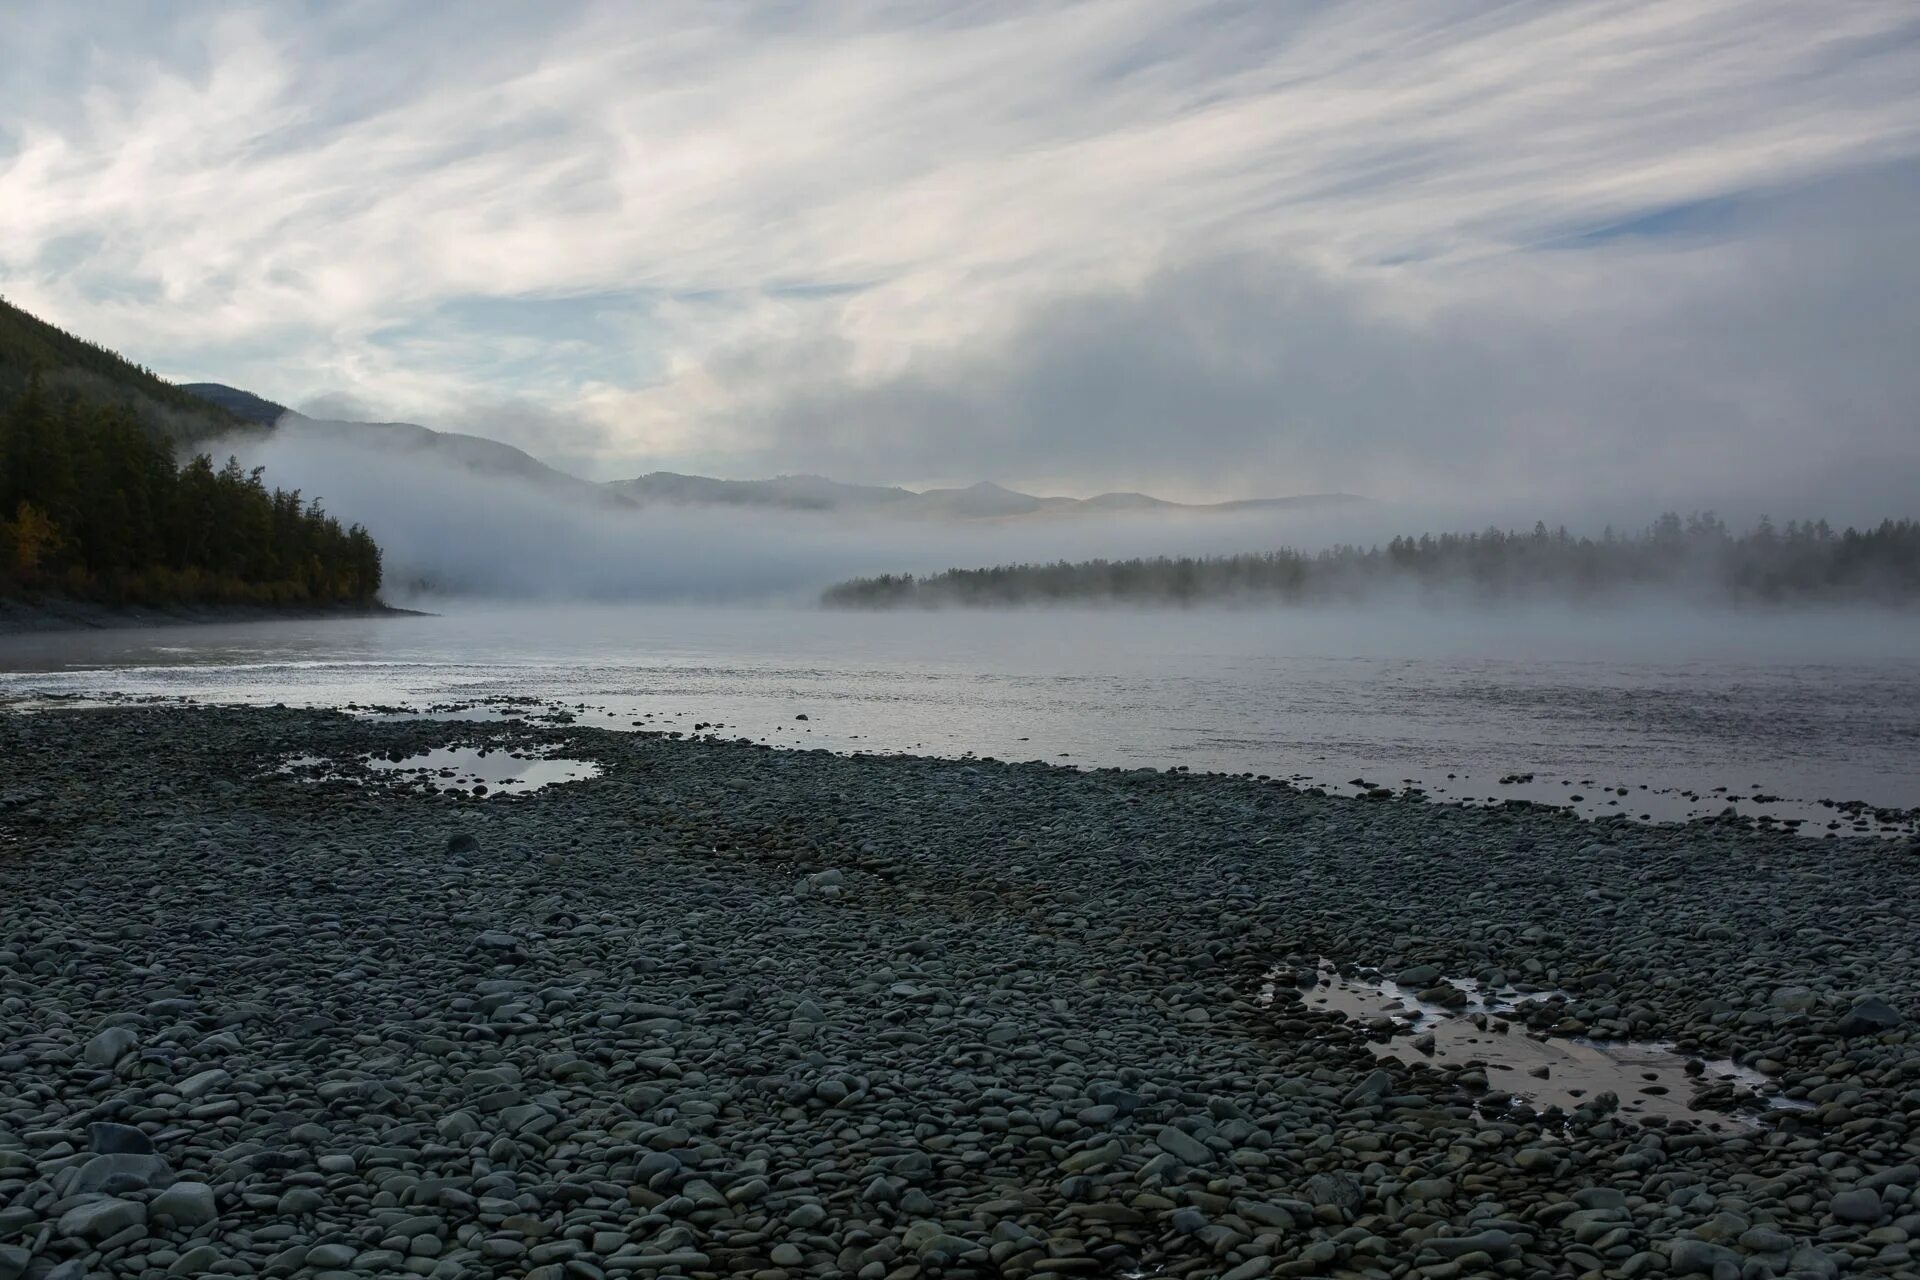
[1, 704, 1917, 1280]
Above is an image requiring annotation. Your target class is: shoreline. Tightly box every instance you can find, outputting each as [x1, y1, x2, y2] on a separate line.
[0, 596, 427, 636]
[7, 689, 1913, 839]
[1, 702, 1916, 1278]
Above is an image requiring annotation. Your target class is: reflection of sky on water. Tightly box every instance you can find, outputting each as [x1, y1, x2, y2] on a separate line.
[4, 603, 1916, 834]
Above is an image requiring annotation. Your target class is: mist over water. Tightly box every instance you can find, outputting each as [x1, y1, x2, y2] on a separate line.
[219, 424, 1388, 602]
[212, 422, 1897, 607]
[73, 419, 1909, 838]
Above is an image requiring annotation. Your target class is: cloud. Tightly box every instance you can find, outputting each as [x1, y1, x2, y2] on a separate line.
[687, 165, 1920, 520]
[2, 1, 1918, 509]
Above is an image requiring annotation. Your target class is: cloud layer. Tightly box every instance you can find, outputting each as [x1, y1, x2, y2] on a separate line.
[3, 1, 1917, 512]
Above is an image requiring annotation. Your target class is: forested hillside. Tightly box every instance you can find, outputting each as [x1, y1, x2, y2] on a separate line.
[0, 298, 382, 606]
[824, 515, 1920, 607]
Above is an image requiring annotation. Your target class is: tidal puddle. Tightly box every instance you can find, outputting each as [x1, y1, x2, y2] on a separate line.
[281, 746, 600, 795]
[1269, 960, 1789, 1130]
[348, 697, 551, 725]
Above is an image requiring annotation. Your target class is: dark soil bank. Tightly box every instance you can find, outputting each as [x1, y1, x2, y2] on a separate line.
[0, 598, 421, 636]
[1, 705, 1917, 1280]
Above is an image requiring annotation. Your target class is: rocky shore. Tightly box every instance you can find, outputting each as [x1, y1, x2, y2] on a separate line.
[1, 705, 1917, 1280]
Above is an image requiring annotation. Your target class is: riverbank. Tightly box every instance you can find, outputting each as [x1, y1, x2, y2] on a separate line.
[0, 596, 424, 635]
[2, 704, 1916, 1279]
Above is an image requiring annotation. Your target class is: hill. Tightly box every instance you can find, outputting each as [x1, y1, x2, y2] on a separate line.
[177, 381, 1359, 522]
[607, 472, 1363, 520]
[606, 471, 920, 512]
[0, 302, 383, 612]
[0, 297, 248, 450]
[183, 384, 636, 508]
[179, 381, 289, 426]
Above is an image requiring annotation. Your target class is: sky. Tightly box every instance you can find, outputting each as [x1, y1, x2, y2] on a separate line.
[2, 0, 1918, 516]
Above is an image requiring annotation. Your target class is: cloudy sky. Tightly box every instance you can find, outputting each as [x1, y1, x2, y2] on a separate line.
[2, 1, 1918, 514]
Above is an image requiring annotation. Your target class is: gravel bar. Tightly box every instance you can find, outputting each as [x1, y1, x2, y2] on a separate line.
[2, 704, 1917, 1280]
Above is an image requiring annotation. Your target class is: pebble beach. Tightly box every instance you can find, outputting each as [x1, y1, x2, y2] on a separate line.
[2, 704, 1917, 1280]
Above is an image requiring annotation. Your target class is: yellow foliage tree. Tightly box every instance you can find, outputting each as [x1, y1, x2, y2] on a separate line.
[5, 501, 63, 578]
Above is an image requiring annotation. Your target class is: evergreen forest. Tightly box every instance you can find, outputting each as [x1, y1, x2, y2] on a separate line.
[0, 298, 381, 606]
[823, 515, 1920, 608]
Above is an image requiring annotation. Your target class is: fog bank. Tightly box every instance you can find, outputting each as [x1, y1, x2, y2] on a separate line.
[219, 424, 1378, 602]
[219, 422, 1918, 607]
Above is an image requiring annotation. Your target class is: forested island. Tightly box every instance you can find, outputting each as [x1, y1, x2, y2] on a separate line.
[0, 298, 382, 612]
[823, 515, 1920, 608]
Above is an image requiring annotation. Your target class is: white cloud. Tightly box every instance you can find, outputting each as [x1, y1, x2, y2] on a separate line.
[2, 0, 1917, 508]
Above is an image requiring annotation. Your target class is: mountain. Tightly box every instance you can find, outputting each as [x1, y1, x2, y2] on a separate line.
[608, 471, 920, 512]
[0, 298, 246, 449]
[178, 381, 1361, 521]
[182, 383, 635, 508]
[179, 382, 289, 426]
[608, 471, 1362, 520]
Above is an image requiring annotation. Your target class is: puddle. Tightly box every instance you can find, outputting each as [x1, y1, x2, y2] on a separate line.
[280, 746, 600, 795]
[1300, 772, 1918, 838]
[1267, 960, 1794, 1131]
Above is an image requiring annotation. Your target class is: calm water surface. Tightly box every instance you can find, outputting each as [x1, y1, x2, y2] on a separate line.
[3, 603, 1916, 832]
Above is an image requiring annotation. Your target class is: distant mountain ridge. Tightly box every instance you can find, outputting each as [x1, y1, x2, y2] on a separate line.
[182, 381, 1362, 520]
[607, 473, 1363, 520]
[182, 382, 634, 508]
[179, 382, 287, 426]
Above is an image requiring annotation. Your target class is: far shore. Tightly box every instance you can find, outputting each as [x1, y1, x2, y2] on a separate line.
[0, 596, 426, 637]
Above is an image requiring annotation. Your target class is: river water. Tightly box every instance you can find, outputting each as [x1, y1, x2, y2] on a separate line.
[2, 602, 1916, 835]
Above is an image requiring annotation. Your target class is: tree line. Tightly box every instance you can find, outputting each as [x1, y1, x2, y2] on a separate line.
[1, 377, 381, 605]
[822, 514, 1920, 608]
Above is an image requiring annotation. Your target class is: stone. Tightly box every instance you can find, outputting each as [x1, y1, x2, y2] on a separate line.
[1572, 1187, 1627, 1211]
[1307, 1173, 1360, 1209]
[151, 1181, 219, 1228]
[447, 832, 481, 854]
[83, 1025, 138, 1066]
[1433, 1228, 1518, 1260]
[72, 1151, 171, 1193]
[1831, 1187, 1882, 1224]
[176, 1068, 232, 1099]
[88, 1121, 153, 1154]
[1153, 1126, 1213, 1166]
[1670, 1239, 1742, 1275]
[277, 1187, 324, 1215]
[1342, 1069, 1393, 1105]
[169, 1245, 221, 1276]
[57, 1197, 146, 1241]
[1836, 997, 1903, 1037]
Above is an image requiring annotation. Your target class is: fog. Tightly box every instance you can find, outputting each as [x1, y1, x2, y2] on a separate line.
[212, 416, 1913, 612]
[208, 422, 1383, 602]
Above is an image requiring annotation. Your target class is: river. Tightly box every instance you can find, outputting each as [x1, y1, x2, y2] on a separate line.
[2, 601, 1916, 835]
